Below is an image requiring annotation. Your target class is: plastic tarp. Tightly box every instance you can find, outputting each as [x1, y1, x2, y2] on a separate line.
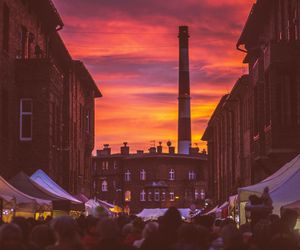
[31, 170, 81, 204]
[0, 176, 51, 211]
[238, 154, 300, 219]
[204, 206, 219, 215]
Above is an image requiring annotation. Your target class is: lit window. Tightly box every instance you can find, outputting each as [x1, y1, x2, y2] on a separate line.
[154, 189, 160, 201]
[170, 192, 175, 201]
[140, 169, 146, 180]
[20, 99, 32, 141]
[125, 170, 131, 181]
[169, 169, 175, 180]
[125, 190, 131, 202]
[188, 170, 196, 180]
[148, 191, 152, 201]
[161, 192, 166, 201]
[140, 190, 146, 201]
[101, 180, 108, 192]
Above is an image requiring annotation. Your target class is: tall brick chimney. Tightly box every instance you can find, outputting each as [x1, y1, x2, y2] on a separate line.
[178, 26, 191, 154]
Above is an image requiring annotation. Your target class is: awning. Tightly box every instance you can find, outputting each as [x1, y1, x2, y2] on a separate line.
[30, 170, 84, 210]
[0, 176, 51, 211]
[238, 154, 300, 216]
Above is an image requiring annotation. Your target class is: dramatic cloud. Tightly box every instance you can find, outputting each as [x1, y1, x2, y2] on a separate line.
[53, 0, 254, 153]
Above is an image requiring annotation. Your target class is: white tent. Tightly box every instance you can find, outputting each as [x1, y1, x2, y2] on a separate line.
[31, 170, 81, 204]
[0, 176, 51, 211]
[238, 154, 300, 223]
[137, 208, 167, 221]
[137, 208, 193, 221]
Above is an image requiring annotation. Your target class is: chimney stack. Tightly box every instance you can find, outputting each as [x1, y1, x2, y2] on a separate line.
[157, 141, 163, 154]
[121, 142, 130, 155]
[178, 26, 192, 155]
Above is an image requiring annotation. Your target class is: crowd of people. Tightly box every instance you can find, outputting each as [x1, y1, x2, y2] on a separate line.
[0, 206, 299, 250]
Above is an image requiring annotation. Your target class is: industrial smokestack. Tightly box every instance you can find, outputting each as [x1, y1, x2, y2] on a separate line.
[178, 26, 191, 154]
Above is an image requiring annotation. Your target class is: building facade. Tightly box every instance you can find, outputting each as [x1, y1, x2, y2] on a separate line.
[203, 0, 300, 203]
[0, 0, 101, 195]
[202, 76, 251, 203]
[92, 143, 208, 214]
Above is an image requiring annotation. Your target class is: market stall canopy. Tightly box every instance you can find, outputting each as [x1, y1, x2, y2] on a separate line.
[10, 172, 65, 201]
[238, 154, 300, 215]
[0, 176, 51, 207]
[30, 170, 81, 204]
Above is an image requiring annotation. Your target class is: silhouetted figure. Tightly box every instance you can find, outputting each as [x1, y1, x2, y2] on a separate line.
[92, 218, 133, 250]
[30, 224, 55, 250]
[46, 216, 85, 250]
[0, 223, 28, 250]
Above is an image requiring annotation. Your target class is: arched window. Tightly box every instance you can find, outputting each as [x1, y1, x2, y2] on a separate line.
[169, 169, 175, 180]
[188, 170, 196, 180]
[124, 170, 131, 181]
[154, 189, 160, 201]
[101, 180, 108, 192]
[140, 169, 146, 180]
[140, 190, 146, 201]
[125, 190, 131, 201]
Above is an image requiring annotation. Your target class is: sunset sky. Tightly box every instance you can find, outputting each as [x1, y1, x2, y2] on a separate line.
[52, 0, 254, 154]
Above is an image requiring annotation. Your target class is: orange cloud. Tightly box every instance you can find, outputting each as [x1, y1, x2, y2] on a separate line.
[53, 0, 253, 153]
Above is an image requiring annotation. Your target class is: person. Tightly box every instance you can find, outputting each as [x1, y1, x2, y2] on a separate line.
[46, 216, 85, 250]
[0, 223, 28, 250]
[30, 224, 56, 250]
[133, 221, 158, 248]
[82, 216, 99, 250]
[92, 218, 133, 250]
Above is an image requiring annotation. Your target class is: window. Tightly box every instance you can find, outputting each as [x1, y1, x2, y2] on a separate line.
[101, 180, 108, 192]
[194, 190, 199, 200]
[3, 3, 9, 52]
[140, 190, 146, 201]
[161, 192, 166, 201]
[113, 161, 118, 169]
[148, 191, 152, 201]
[170, 192, 175, 201]
[140, 169, 146, 180]
[125, 190, 131, 202]
[169, 169, 175, 180]
[20, 99, 32, 141]
[188, 170, 196, 180]
[102, 161, 109, 170]
[154, 189, 160, 201]
[18, 26, 28, 59]
[124, 170, 131, 181]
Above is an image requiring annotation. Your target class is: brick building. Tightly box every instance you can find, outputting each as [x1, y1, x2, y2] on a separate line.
[92, 143, 208, 214]
[203, 0, 300, 203]
[202, 76, 251, 203]
[0, 0, 101, 195]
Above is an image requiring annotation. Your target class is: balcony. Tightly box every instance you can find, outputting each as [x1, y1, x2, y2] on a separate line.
[264, 41, 300, 70]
